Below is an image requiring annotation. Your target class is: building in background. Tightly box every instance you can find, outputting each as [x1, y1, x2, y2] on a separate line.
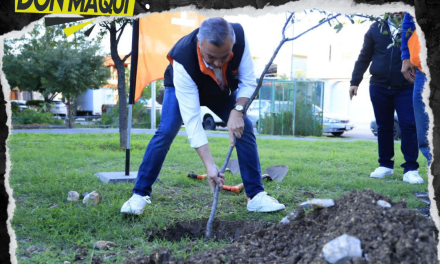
[234, 12, 374, 129]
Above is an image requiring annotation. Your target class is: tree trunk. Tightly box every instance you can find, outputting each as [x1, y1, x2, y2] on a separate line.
[109, 22, 128, 149]
[66, 95, 74, 129]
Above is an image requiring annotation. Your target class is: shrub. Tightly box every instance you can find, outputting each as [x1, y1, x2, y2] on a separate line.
[259, 100, 322, 136]
[99, 103, 161, 128]
[294, 100, 323, 136]
[12, 109, 64, 125]
[11, 103, 20, 116]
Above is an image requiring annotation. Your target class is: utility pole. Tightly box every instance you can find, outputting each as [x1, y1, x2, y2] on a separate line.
[290, 13, 295, 81]
[151, 81, 156, 130]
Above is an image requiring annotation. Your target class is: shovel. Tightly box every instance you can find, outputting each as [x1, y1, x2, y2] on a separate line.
[415, 192, 431, 205]
[226, 159, 289, 183]
[226, 159, 240, 174]
[262, 165, 289, 182]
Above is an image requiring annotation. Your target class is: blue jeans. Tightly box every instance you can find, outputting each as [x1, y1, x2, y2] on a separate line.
[133, 87, 264, 198]
[369, 84, 419, 173]
[413, 68, 432, 165]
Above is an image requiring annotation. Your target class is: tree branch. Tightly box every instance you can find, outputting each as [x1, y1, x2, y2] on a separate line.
[116, 21, 129, 45]
[282, 12, 295, 40]
[122, 52, 131, 63]
[286, 14, 341, 42]
[100, 22, 111, 31]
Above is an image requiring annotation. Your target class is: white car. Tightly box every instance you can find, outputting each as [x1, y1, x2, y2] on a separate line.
[247, 101, 354, 136]
[322, 112, 354, 136]
[200, 106, 225, 130]
[11, 100, 28, 112]
[246, 100, 272, 127]
[50, 101, 68, 116]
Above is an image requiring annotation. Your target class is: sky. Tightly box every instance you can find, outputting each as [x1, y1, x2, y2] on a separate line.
[98, 10, 372, 79]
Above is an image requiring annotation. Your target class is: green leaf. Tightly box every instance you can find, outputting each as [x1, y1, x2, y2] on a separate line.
[382, 30, 389, 35]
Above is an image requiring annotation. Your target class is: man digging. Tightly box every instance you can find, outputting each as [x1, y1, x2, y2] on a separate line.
[121, 17, 285, 215]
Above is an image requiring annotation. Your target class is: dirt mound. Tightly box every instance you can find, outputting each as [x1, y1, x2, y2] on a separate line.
[123, 190, 438, 264]
[145, 220, 272, 242]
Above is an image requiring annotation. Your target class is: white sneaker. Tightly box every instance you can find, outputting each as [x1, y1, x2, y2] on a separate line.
[120, 194, 151, 215]
[403, 170, 424, 184]
[247, 192, 286, 212]
[370, 167, 393, 178]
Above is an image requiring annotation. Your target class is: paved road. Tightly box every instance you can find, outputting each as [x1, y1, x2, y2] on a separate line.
[323, 127, 377, 141]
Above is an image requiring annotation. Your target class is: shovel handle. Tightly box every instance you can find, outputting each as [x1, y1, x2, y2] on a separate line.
[187, 173, 206, 180]
[222, 183, 244, 193]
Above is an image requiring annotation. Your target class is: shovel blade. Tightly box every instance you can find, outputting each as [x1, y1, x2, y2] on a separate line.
[226, 159, 240, 174]
[415, 192, 431, 205]
[263, 165, 289, 182]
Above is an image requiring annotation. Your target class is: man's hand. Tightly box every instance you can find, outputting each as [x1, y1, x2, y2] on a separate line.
[349, 86, 358, 100]
[206, 164, 225, 194]
[227, 110, 244, 146]
[401, 59, 415, 84]
[195, 144, 225, 194]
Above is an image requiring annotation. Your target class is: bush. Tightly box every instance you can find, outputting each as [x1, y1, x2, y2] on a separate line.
[25, 100, 53, 113]
[294, 100, 323, 136]
[99, 103, 161, 128]
[12, 109, 64, 125]
[260, 111, 293, 135]
[11, 103, 20, 116]
[259, 100, 322, 136]
[25, 100, 45, 107]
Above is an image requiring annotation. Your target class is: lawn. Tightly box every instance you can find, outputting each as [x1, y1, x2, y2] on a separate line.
[7, 132, 429, 263]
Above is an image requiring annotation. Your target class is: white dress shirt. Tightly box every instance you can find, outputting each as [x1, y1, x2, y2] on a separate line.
[173, 34, 256, 148]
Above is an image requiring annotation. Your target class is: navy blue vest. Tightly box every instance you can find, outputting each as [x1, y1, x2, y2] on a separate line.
[164, 23, 245, 107]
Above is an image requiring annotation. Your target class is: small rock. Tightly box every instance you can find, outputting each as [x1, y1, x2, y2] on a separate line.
[48, 204, 59, 209]
[83, 191, 100, 205]
[67, 191, 79, 202]
[377, 200, 392, 208]
[149, 247, 172, 264]
[280, 208, 302, 224]
[64, 261, 71, 264]
[82, 192, 89, 198]
[93, 241, 117, 250]
[249, 241, 259, 247]
[322, 234, 363, 264]
[26, 246, 37, 253]
[280, 216, 290, 224]
[103, 253, 116, 260]
[301, 199, 335, 209]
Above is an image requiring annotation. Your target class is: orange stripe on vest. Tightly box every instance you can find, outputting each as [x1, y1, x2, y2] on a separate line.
[408, 29, 424, 73]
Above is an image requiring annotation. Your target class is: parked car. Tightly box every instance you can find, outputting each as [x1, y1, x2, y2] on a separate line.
[138, 98, 162, 111]
[322, 112, 354, 137]
[200, 106, 225, 130]
[248, 100, 354, 136]
[49, 101, 68, 116]
[247, 100, 272, 127]
[10, 100, 28, 112]
[370, 113, 400, 140]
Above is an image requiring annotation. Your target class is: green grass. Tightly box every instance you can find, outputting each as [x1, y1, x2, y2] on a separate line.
[8, 132, 429, 263]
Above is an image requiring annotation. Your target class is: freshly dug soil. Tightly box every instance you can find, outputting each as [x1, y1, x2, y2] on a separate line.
[145, 220, 273, 242]
[123, 190, 438, 264]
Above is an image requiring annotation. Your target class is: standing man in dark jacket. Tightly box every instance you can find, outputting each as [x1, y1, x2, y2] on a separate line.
[120, 17, 285, 215]
[349, 12, 423, 184]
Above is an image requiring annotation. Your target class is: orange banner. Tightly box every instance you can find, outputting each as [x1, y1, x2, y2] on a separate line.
[135, 12, 207, 102]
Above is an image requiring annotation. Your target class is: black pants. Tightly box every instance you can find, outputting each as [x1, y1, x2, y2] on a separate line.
[369, 84, 419, 173]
